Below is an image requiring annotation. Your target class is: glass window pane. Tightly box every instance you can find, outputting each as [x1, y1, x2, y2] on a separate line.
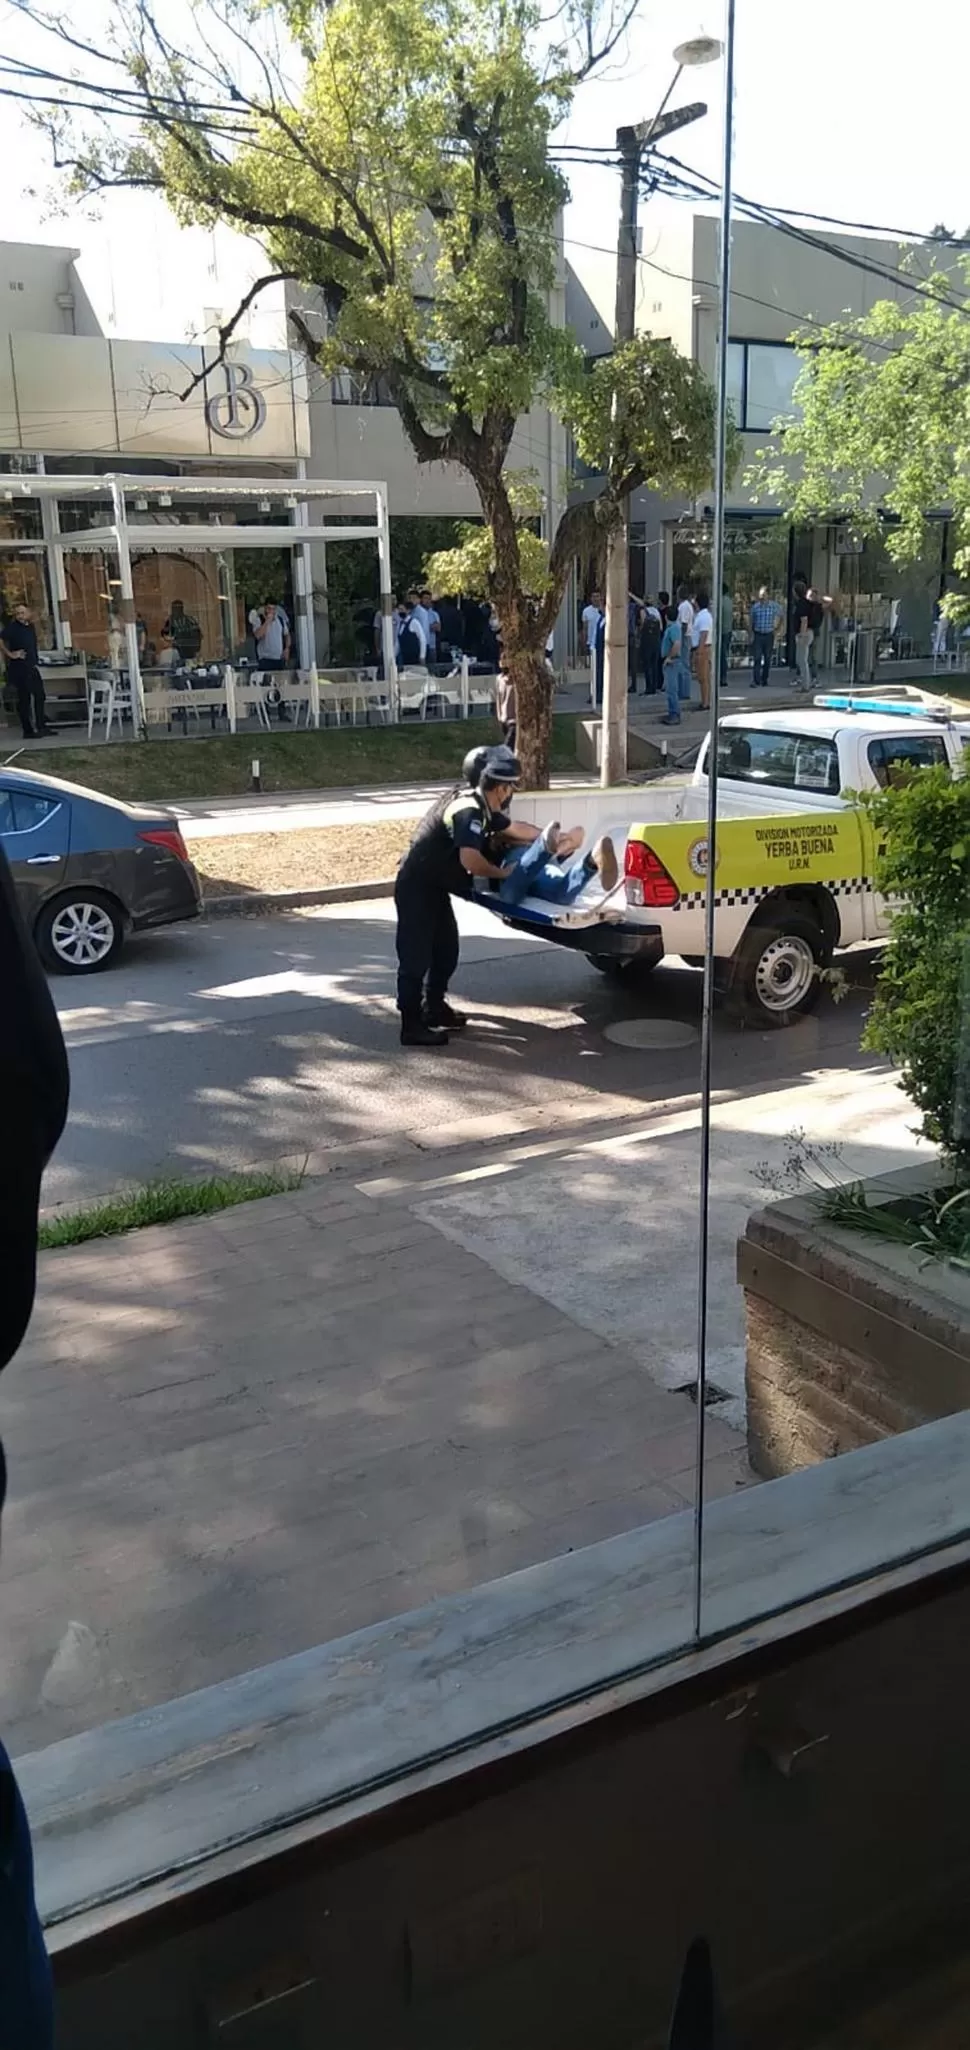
[726, 341, 744, 426]
[745, 344, 801, 431]
[714, 725, 839, 792]
[11, 794, 60, 834]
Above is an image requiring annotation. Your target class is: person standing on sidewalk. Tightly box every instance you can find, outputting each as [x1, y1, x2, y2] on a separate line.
[792, 577, 815, 692]
[0, 845, 69, 2047]
[692, 590, 713, 713]
[0, 605, 55, 741]
[749, 586, 780, 688]
[676, 586, 695, 704]
[720, 584, 734, 688]
[660, 606, 684, 726]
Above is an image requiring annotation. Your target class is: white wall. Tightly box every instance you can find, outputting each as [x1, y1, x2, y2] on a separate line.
[0, 241, 100, 337]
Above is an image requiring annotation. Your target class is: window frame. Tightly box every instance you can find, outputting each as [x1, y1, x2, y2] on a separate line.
[727, 338, 803, 433]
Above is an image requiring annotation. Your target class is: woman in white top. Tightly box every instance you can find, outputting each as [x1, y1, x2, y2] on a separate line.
[692, 589, 713, 712]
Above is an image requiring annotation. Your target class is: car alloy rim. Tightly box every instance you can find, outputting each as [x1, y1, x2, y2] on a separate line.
[50, 901, 116, 966]
[753, 933, 816, 1013]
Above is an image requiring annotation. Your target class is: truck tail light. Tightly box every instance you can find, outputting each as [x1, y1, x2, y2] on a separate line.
[138, 826, 191, 864]
[624, 838, 680, 908]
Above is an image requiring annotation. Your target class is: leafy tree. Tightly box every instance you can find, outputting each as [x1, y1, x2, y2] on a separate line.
[12, 0, 721, 784]
[863, 767, 970, 1172]
[751, 262, 970, 620]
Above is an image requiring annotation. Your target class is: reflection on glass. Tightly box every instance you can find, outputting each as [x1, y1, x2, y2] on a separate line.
[743, 343, 801, 431]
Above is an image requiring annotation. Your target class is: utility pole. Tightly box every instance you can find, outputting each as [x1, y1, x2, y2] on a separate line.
[600, 99, 709, 786]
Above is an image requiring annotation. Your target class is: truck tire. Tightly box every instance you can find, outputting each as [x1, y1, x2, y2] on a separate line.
[732, 909, 827, 1026]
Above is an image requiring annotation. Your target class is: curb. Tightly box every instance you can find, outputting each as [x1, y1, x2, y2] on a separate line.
[203, 877, 394, 918]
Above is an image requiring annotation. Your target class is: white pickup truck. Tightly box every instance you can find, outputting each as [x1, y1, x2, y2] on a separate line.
[493, 694, 970, 1026]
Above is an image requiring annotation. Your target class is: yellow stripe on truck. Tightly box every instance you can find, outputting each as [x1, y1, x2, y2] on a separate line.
[627, 807, 874, 899]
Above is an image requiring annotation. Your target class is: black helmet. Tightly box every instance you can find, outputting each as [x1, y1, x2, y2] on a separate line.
[462, 745, 491, 789]
[480, 744, 522, 788]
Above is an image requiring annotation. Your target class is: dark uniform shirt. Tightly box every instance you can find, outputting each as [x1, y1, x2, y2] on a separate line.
[398, 789, 507, 896]
[2, 618, 39, 671]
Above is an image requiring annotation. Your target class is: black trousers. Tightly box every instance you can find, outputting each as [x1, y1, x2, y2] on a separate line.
[394, 874, 460, 1019]
[13, 666, 45, 737]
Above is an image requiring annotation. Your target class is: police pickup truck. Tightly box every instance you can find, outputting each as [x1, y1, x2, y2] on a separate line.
[492, 695, 970, 1026]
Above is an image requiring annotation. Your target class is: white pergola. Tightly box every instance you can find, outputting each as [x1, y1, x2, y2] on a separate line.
[4, 471, 396, 733]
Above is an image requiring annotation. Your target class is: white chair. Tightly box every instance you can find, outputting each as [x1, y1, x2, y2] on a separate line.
[87, 672, 116, 741]
[397, 668, 430, 719]
[466, 669, 498, 717]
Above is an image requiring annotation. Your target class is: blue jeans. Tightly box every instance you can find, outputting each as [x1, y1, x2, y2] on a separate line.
[663, 660, 682, 722]
[498, 833, 595, 908]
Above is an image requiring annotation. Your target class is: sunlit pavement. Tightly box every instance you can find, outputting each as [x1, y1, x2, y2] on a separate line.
[0, 903, 925, 1754]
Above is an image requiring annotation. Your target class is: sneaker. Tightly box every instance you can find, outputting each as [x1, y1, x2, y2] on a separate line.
[660, 715, 682, 726]
[423, 1001, 467, 1031]
[401, 1019, 449, 1047]
[541, 820, 561, 855]
[592, 836, 619, 892]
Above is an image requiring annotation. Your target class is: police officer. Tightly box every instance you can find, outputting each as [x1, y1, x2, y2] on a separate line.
[394, 745, 520, 1047]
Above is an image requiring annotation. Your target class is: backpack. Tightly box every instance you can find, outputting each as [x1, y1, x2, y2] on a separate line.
[398, 621, 423, 665]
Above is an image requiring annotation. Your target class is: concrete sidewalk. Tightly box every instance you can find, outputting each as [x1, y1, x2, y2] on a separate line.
[0, 1170, 744, 1759]
[0, 1055, 925, 1758]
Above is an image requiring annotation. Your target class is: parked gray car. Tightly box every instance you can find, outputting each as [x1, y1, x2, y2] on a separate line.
[0, 763, 202, 973]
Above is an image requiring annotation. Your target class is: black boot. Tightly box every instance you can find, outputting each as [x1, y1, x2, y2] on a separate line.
[400, 1015, 449, 1047]
[424, 1000, 467, 1031]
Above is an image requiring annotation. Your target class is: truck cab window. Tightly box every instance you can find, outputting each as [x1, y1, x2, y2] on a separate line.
[867, 735, 948, 788]
[713, 727, 839, 793]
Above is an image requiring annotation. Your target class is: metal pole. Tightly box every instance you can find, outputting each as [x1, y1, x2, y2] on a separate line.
[110, 480, 144, 736]
[375, 484, 397, 715]
[692, 0, 735, 1643]
[292, 458, 314, 673]
[601, 131, 640, 787]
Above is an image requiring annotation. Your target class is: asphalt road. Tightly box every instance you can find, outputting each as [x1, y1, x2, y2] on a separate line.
[45, 897, 890, 1209]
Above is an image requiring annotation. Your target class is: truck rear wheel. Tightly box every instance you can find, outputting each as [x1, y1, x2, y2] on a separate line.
[732, 911, 827, 1026]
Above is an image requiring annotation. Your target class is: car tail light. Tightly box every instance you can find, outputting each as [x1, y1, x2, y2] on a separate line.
[624, 838, 680, 908]
[138, 826, 190, 863]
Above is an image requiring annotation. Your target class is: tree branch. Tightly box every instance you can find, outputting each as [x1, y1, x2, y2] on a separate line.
[174, 273, 298, 400]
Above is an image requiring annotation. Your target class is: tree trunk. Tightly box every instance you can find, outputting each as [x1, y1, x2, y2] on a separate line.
[506, 642, 553, 789]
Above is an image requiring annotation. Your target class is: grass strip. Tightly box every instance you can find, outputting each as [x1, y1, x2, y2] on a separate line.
[39, 1167, 304, 1250]
[19, 717, 580, 803]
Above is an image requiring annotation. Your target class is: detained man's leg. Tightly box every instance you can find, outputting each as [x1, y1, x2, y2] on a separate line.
[499, 831, 618, 907]
[424, 894, 465, 1031]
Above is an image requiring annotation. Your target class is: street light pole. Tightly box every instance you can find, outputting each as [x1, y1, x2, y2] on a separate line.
[600, 88, 715, 787]
[692, 0, 736, 1642]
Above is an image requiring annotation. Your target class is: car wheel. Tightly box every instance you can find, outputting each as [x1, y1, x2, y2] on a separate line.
[36, 890, 125, 974]
[733, 912, 826, 1026]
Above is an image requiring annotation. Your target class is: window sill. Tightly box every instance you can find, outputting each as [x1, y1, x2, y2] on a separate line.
[20, 1409, 970, 1947]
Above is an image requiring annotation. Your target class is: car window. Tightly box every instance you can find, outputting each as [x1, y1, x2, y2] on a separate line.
[12, 793, 63, 834]
[867, 735, 949, 788]
[0, 790, 14, 835]
[711, 727, 840, 794]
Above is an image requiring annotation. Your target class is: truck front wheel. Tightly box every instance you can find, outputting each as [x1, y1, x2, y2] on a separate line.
[732, 911, 827, 1026]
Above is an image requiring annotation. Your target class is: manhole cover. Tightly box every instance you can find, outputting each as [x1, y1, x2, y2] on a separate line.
[603, 1019, 699, 1050]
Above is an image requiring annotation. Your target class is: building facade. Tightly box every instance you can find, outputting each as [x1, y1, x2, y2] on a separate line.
[0, 235, 569, 667]
[566, 211, 962, 663]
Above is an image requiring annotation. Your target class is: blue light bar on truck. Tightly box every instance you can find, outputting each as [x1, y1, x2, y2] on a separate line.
[814, 695, 951, 722]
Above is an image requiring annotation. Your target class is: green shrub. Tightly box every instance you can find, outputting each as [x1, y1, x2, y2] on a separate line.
[863, 766, 970, 1168]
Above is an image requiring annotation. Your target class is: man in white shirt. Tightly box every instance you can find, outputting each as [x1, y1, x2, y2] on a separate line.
[254, 599, 291, 668]
[676, 587, 695, 703]
[692, 588, 714, 711]
[581, 590, 603, 664]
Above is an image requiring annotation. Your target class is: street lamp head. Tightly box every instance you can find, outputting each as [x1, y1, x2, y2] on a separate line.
[673, 34, 723, 65]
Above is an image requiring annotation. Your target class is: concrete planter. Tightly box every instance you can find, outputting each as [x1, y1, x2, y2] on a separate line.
[738, 1163, 970, 1478]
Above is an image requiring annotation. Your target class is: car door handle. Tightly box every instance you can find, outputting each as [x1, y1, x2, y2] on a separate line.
[25, 854, 61, 865]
